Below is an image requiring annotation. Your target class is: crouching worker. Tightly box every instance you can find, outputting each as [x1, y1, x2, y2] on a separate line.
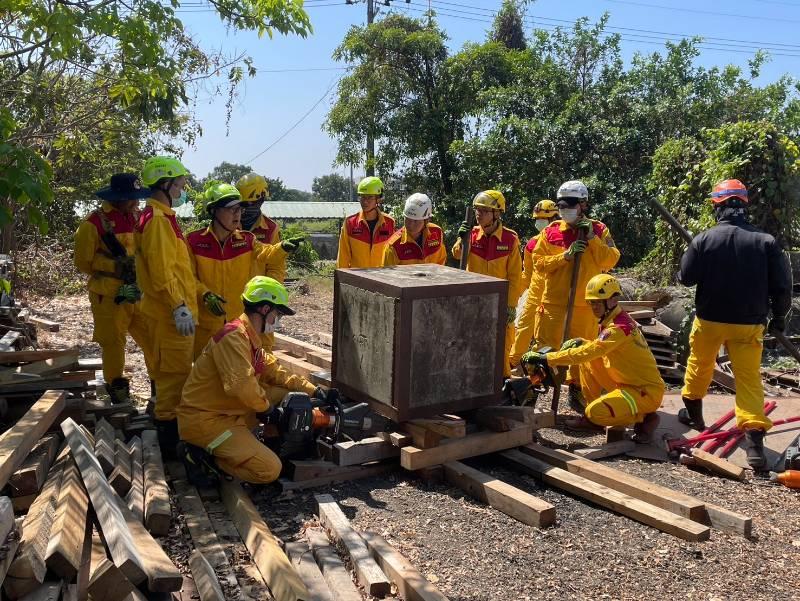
[521, 274, 664, 442]
[177, 276, 320, 488]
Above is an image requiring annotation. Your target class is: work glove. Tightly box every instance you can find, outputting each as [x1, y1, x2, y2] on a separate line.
[257, 405, 281, 424]
[560, 338, 585, 351]
[575, 217, 594, 238]
[506, 306, 516, 325]
[113, 255, 136, 281]
[280, 235, 306, 252]
[203, 291, 227, 317]
[173, 304, 195, 337]
[313, 386, 328, 401]
[458, 221, 471, 237]
[114, 283, 142, 305]
[521, 351, 548, 368]
[768, 315, 787, 334]
[565, 239, 587, 259]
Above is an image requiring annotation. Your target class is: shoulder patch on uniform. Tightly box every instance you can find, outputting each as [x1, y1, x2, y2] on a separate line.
[612, 311, 636, 336]
[212, 320, 243, 343]
[592, 221, 607, 238]
[137, 206, 154, 232]
[525, 237, 538, 252]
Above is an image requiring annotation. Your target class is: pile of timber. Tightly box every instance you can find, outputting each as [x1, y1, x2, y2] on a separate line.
[619, 300, 684, 382]
[272, 333, 332, 388]
[762, 367, 800, 393]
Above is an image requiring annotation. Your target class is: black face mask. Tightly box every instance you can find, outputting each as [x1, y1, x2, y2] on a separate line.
[241, 203, 262, 231]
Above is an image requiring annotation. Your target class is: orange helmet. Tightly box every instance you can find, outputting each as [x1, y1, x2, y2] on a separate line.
[710, 179, 748, 205]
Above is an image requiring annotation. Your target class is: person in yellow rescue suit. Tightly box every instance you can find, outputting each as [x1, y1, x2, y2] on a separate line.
[177, 276, 321, 489]
[136, 156, 197, 453]
[509, 200, 560, 369]
[532, 180, 620, 412]
[74, 173, 154, 404]
[452, 190, 523, 377]
[522, 274, 664, 442]
[186, 183, 301, 357]
[678, 179, 792, 469]
[337, 176, 396, 268]
[383, 193, 446, 266]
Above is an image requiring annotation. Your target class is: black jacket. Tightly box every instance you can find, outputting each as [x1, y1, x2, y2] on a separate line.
[678, 216, 792, 325]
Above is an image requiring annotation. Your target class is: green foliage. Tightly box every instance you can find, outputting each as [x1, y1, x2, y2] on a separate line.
[204, 162, 253, 185]
[490, 0, 528, 50]
[282, 223, 319, 270]
[312, 173, 355, 202]
[642, 120, 800, 283]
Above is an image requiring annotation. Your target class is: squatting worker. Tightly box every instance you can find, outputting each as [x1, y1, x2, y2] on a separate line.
[678, 178, 791, 469]
[532, 180, 620, 413]
[383, 193, 446, 266]
[510, 199, 560, 369]
[337, 176, 395, 268]
[522, 274, 664, 442]
[451, 190, 523, 378]
[177, 276, 321, 487]
[136, 156, 196, 454]
[73, 173, 154, 405]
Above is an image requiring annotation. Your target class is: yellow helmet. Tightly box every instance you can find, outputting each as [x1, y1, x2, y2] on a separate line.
[472, 190, 506, 212]
[533, 199, 558, 219]
[236, 173, 269, 203]
[357, 176, 384, 196]
[585, 274, 622, 301]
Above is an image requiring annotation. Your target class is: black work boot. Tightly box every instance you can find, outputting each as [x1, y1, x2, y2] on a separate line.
[155, 419, 179, 460]
[568, 384, 586, 414]
[744, 429, 767, 470]
[678, 397, 706, 431]
[178, 442, 220, 488]
[632, 412, 660, 444]
[107, 377, 131, 405]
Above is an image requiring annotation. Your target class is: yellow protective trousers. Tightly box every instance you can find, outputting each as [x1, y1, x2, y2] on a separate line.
[89, 292, 153, 382]
[534, 303, 598, 383]
[150, 317, 194, 421]
[578, 357, 663, 427]
[681, 317, 771, 431]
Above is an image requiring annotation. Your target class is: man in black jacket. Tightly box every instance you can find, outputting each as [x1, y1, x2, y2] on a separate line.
[678, 179, 792, 469]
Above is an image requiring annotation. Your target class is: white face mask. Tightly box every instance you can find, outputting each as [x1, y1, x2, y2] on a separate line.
[263, 315, 282, 334]
[535, 219, 549, 232]
[559, 208, 578, 224]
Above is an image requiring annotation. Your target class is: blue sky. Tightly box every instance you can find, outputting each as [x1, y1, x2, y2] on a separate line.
[176, 0, 800, 190]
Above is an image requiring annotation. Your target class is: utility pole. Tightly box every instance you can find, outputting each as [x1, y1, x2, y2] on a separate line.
[349, 164, 354, 202]
[365, 0, 376, 176]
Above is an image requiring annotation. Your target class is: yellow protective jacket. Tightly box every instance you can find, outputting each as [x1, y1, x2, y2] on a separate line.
[74, 201, 138, 297]
[451, 224, 524, 308]
[248, 215, 287, 282]
[546, 306, 664, 393]
[179, 314, 316, 424]
[186, 227, 278, 333]
[337, 211, 396, 269]
[382, 223, 447, 266]
[532, 220, 620, 308]
[136, 198, 198, 320]
[522, 236, 546, 303]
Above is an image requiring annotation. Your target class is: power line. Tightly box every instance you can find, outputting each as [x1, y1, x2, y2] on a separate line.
[600, 0, 800, 24]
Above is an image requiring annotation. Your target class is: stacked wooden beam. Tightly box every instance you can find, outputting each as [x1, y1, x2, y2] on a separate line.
[272, 333, 332, 387]
[620, 301, 684, 382]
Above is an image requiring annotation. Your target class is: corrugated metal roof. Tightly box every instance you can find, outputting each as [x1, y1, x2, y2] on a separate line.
[263, 201, 361, 219]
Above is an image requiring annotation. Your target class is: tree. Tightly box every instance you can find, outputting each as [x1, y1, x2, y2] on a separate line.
[204, 162, 254, 186]
[312, 173, 354, 202]
[490, 0, 528, 50]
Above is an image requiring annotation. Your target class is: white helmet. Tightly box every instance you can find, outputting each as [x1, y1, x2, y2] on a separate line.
[403, 193, 432, 220]
[557, 180, 589, 201]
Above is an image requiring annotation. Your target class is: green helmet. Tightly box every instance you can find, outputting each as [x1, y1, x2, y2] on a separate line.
[204, 183, 241, 214]
[357, 176, 384, 196]
[241, 276, 295, 315]
[141, 156, 189, 187]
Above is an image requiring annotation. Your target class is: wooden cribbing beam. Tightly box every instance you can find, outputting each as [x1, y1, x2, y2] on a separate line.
[401, 422, 533, 471]
[0, 520, 22, 597]
[443, 461, 555, 528]
[332, 437, 399, 467]
[684, 449, 745, 481]
[284, 542, 334, 601]
[94, 419, 116, 476]
[315, 494, 390, 597]
[0, 351, 78, 384]
[87, 525, 134, 601]
[220, 479, 310, 601]
[408, 415, 466, 438]
[305, 528, 362, 601]
[9, 434, 60, 498]
[45, 456, 90, 580]
[125, 437, 144, 523]
[0, 496, 12, 543]
[16, 581, 62, 600]
[189, 551, 225, 601]
[61, 418, 146, 586]
[361, 532, 451, 601]
[501, 450, 710, 541]
[141, 430, 170, 536]
[0, 390, 66, 490]
[109, 439, 132, 497]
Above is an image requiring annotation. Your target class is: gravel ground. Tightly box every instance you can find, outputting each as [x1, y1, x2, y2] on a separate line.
[29, 282, 800, 601]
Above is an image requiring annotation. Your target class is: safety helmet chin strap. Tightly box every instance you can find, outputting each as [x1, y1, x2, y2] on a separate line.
[211, 207, 237, 234]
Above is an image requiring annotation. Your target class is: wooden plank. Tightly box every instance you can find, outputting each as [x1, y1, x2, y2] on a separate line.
[305, 350, 332, 370]
[305, 528, 361, 601]
[284, 542, 333, 601]
[0, 379, 88, 395]
[272, 350, 321, 380]
[519, 444, 706, 521]
[702, 502, 752, 537]
[9, 434, 61, 498]
[93, 420, 116, 477]
[685, 449, 745, 481]
[108, 440, 132, 497]
[0, 522, 22, 594]
[361, 532, 451, 601]
[315, 494, 390, 597]
[313, 332, 333, 347]
[0, 349, 77, 364]
[87, 525, 134, 601]
[188, 551, 225, 601]
[280, 461, 396, 492]
[400, 422, 442, 449]
[443, 461, 555, 528]
[628, 309, 656, 320]
[0, 496, 14, 545]
[27, 317, 60, 332]
[501, 450, 710, 541]
[11, 494, 37, 513]
[60, 418, 146, 586]
[124, 437, 144, 523]
[273, 333, 330, 361]
[141, 430, 170, 537]
[0, 352, 78, 383]
[17, 581, 62, 601]
[472, 407, 555, 431]
[712, 367, 737, 393]
[0, 331, 20, 352]
[401, 423, 533, 471]
[332, 437, 399, 467]
[220, 479, 310, 601]
[573, 440, 636, 460]
[407, 415, 466, 438]
[45, 456, 90, 580]
[388, 432, 413, 447]
[0, 390, 66, 490]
